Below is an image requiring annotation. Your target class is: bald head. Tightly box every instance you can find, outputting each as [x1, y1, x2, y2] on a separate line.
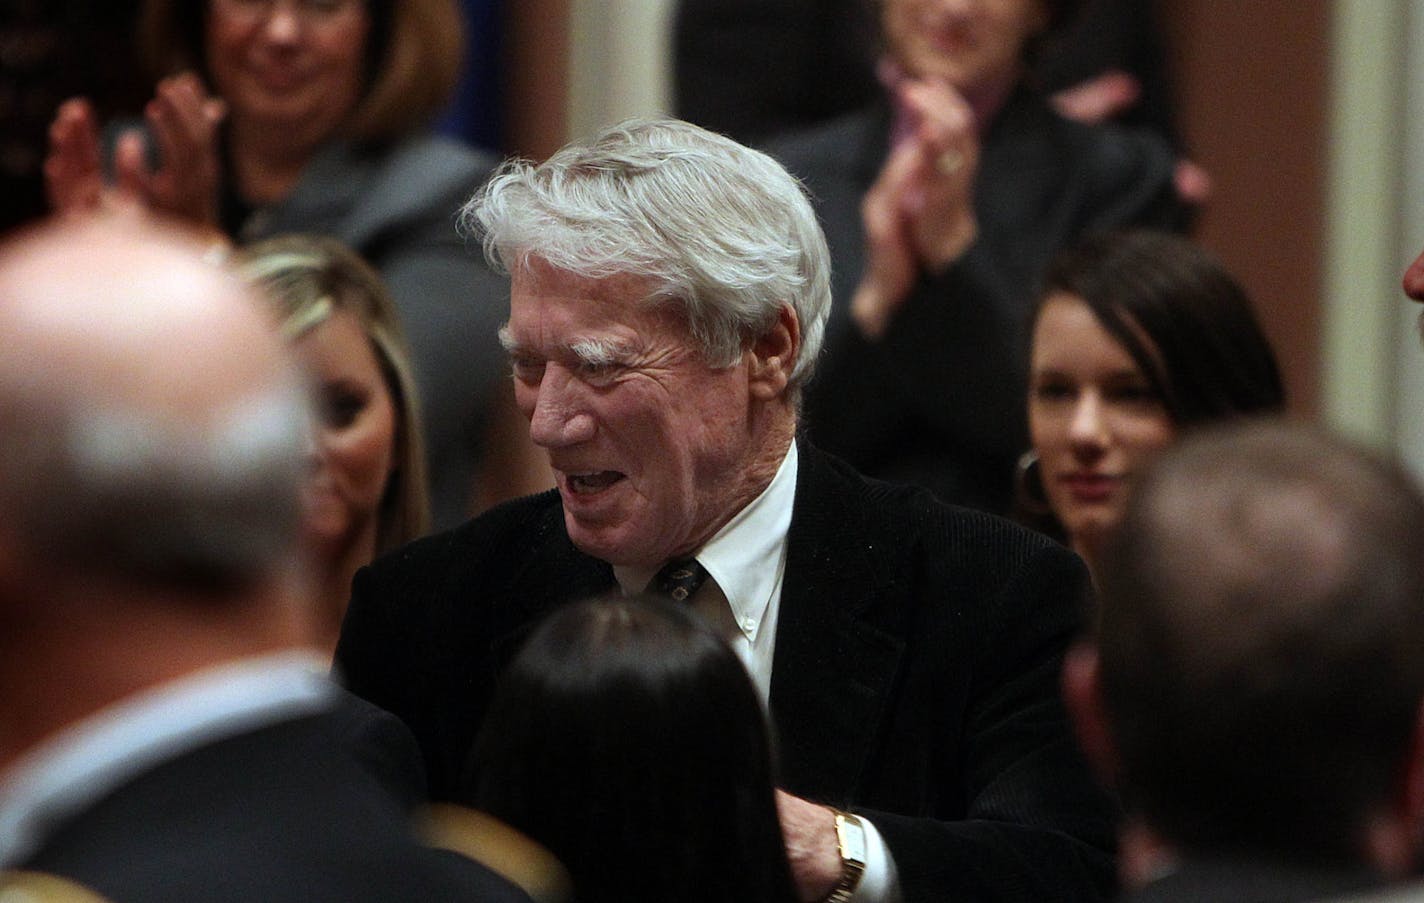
[0, 217, 308, 592]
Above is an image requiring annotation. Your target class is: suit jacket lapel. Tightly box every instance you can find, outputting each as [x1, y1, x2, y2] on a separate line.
[770, 444, 909, 804]
[489, 494, 616, 666]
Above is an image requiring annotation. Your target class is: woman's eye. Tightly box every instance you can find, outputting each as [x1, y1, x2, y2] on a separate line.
[1033, 381, 1073, 401]
[321, 389, 365, 428]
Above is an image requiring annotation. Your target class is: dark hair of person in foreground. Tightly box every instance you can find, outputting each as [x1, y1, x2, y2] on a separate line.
[462, 595, 797, 903]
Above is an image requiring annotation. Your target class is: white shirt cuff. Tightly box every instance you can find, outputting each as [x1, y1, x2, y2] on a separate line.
[847, 815, 901, 903]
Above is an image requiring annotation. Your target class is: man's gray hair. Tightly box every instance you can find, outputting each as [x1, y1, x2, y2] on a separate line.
[462, 118, 832, 389]
[0, 375, 309, 592]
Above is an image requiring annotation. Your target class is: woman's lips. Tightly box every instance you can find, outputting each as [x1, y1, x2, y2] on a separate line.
[250, 66, 308, 93]
[1060, 472, 1119, 503]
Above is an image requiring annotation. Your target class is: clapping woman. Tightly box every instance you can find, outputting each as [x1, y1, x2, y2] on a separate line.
[46, 0, 508, 528]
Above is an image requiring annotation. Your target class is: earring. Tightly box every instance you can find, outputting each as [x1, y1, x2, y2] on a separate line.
[1015, 450, 1052, 517]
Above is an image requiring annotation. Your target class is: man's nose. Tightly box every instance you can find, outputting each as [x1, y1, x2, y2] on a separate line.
[526, 365, 596, 448]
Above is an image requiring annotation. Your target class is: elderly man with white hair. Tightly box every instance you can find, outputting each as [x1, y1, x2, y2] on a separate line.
[337, 119, 1115, 903]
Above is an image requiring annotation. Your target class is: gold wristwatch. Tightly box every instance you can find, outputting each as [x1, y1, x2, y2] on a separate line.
[825, 810, 867, 903]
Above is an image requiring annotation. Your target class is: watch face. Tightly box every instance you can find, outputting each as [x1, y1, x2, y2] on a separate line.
[837, 814, 868, 864]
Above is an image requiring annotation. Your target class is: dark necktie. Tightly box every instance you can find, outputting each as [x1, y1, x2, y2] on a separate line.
[647, 557, 709, 602]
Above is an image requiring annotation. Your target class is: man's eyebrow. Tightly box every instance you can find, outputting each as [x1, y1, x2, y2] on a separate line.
[496, 326, 635, 364]
[569, 336, 636, 366]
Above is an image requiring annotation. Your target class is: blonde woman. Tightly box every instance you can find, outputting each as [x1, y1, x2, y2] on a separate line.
[238, 234, 429, 652]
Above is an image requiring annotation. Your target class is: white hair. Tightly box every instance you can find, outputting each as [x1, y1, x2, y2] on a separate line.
[462, 118, 831, 391]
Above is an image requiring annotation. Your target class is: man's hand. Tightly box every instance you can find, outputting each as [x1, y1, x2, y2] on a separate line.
[852, 78, 979, 340]
[776, 789, 843, 902]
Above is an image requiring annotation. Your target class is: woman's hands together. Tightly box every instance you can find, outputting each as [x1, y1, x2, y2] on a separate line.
[853, 78, 980, 340]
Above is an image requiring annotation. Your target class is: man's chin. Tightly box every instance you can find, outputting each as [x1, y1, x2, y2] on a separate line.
[561, 512, 662, 569]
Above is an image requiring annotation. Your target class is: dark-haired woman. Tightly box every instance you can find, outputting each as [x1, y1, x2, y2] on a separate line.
[1023, 229, 1285, 577]
[461, 596, 799, 903]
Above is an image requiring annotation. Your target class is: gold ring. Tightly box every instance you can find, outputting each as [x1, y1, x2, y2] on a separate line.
[936, 150, 964, 175]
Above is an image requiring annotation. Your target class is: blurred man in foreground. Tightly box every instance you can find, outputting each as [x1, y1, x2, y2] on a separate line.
[0, 216, 525, 902]
[1065, 421, 1424, 901]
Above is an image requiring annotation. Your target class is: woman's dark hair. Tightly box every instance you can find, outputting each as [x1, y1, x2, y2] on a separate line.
[464, 595, 797, 903]
[1017, 229, 1285, 537]
[139, 0, 463, 143]
[1038, 229, 1286, 426]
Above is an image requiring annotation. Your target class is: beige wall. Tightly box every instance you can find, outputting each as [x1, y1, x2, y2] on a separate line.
[567, 0, 675, 139]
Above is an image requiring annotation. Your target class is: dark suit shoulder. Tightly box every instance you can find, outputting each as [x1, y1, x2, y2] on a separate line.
[336, 490, 564, 713]
[336, 490, 614, 799]
[987, 88, 1182, 231]
[799, 442, 1074, 570]
[793, 443, 1090, 658]
[23, 715, 529, 903]
[366, 490, 564, 586]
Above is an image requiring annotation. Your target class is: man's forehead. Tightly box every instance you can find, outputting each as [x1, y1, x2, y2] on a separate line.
[506, 268, 686, 345]
[511, 263, 661, 308]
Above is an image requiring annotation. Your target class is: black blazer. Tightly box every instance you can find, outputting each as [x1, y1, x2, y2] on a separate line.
[336, 444, 1117, 902]
[768, 90, 1184, 512]
[1118, 859, 1385, 903]
[19, 708, 529, 903]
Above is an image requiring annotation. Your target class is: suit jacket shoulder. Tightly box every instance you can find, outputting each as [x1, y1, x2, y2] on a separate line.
[336, 492, 616, 797]
[21, 714, 528, 903]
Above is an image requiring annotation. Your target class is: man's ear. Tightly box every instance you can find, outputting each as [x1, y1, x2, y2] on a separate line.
[1062, 641, 1119, 788]
[747, 304, 800, 401]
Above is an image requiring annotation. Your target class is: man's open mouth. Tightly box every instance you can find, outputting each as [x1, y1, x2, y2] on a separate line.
[566, 471, 625, 494]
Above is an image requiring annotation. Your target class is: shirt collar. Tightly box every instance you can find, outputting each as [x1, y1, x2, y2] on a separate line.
[614, 443, 798, 642]
[698, 443, 797, 642]
[0, 650, 334, 869]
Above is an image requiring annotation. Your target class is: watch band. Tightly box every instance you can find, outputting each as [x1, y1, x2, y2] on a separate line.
[825, 810, 867, 903]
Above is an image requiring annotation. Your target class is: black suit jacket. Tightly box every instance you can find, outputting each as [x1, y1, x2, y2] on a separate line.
[768, 90, 1184, 512]
[18, 707, 529, 903]
[336, 444, 1117, 902]
[1119, 859, 1384, 903]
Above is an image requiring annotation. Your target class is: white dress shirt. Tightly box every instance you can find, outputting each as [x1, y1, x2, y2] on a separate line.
[0, 650, 333, 869]
[615, 443, 901, 902]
